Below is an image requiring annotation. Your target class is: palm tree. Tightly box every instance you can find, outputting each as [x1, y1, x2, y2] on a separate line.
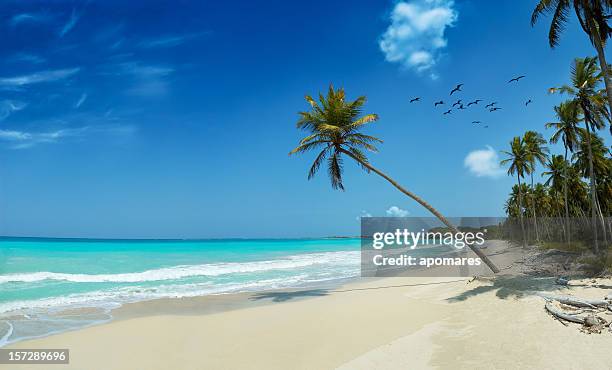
[543, 155, 571, 242]
[532, 0, 612, 134]
[290, 85, 500, 273]
[501, 136, 530, 247]
[553, 57, 610, 253]
[523, 131, 549, 241]
[573, 131, 611, 230]
[546, 100, 581, 242]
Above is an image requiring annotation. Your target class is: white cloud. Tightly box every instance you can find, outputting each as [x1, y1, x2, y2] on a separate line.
[464, 145, 504, 178]
[0, 68, 80, 88]
[107, 62, 174, 97]
[0, 124, 136, 149]
[59, 9, 80, 37]
[356, 210, 372, 221]
[74, 93, 88, 109]
[9, 13, 53, 27]
[379, 0, 457, 78]
[386, 206, 410, 217]
[138, 32, 209, 49]
[8, 53, 46, 64]
[0, 100, 27, 121]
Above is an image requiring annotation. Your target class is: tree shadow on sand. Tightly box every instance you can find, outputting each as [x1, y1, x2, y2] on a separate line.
[447, 275, 563, 302]
[249, 289, 330, 303]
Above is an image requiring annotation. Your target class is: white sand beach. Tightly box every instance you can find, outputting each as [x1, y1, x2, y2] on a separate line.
[4, 242, 612, 370]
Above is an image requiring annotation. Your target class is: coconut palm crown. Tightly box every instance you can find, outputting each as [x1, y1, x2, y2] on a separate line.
[289, 85, 381, 190]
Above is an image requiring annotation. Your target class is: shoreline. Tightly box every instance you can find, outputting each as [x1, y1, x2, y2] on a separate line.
[5, 273, 612, 370]
[3, 242, 612, 369]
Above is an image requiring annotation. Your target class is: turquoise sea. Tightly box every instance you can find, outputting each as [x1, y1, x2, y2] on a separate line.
[0, 238, 361, 346]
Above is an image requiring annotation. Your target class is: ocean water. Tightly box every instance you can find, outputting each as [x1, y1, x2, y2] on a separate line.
[0, 238, 361, 346]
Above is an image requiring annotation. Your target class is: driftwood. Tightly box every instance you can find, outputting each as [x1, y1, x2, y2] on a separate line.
[545, 302, 585, 324]
[538, 293, 609, 308]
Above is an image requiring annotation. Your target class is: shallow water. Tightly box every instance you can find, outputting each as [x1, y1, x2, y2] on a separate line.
[0, 237, 361, 346]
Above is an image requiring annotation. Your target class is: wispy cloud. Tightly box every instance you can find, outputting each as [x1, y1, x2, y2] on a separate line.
[0, 68, 80, 88]
[7, 52, 46, 64]
[9, 12, 53, 27]
[386, 206, 410, 217]
[138, 32, 209, 49]
[0, 124, 136, 149]
[74, 93, 87, 109]
[0, 127, 84, 149]
[0, 100, 27, 121]
[59, 9, 80, 37]
[379, 0, 457, 78]
[464, 146, 504, 178]
[104, 62, 174, 97]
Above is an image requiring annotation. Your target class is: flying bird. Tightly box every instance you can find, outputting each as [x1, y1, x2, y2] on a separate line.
[434, 100, 444, 107]
[467, 99, 482, 107]
[458, 104, 466, 110]
[450, 84, 463, 95]
[443, 109, 452, 115]
[525, 99, 532, 106]
[452, 99, 463, 107]
[485, 102, 498, 109]
[489, 107, 502, 112]
[508, 75, 526, 83]
[472, 121, 482, 124]
[410, 97, 421, 103]
[484, 125, 489, 128]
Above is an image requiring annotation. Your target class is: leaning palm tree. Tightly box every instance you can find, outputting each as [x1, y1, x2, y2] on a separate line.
[553, 57, 610, 253]
[532, 0, 612, 134]
[289, 85, 499, 273]
[501, 136, 530, 247]
[546, 100, 582, 241]
[523, 131, 549, 241]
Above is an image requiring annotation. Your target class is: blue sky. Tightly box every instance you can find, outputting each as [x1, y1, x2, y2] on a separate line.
[0, 0, 608, 238]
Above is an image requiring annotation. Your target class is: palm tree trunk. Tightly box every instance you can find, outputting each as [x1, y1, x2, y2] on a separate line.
[563, 146, 571, 246]
[582, 0, 612, 134]
[517, 175, 527, 248]
[582, 109, 600, 255]
[593, 34, 612, 126]
[530, 173, 540, 242]
[339, 149, 500, 273]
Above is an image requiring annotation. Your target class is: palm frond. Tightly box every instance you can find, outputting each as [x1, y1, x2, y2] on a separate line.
[308, 147, 331, 180]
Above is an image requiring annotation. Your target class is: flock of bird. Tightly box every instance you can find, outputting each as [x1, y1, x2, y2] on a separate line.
[409, 75, 532, 129]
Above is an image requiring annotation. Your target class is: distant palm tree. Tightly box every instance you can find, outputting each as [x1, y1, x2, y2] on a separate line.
[546, 100, 582, 241]
[543, 155, 571, 242]
[290, 85, 500, 273]
[523, 131, 549, 241]
[553, 57, 610, 253]
[501, 136, 530, 247]
[532, 0, 612, 134]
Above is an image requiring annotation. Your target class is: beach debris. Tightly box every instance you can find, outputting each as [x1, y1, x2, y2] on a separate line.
[542, 292, 612, 333]
[545, 301, 585, 324]
[555, 276, 569, 286]
[538, 293, 609, 308]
